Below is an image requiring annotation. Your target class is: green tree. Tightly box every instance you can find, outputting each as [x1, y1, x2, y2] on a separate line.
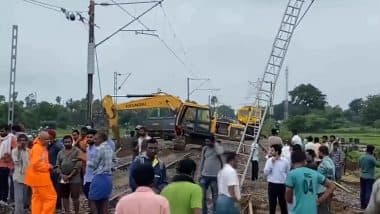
[284, 115, 307, 132]
[0, 95, 5, 103]
[25, 93, 37, 108]
[289, 84, 327, 111]
[56, 96, 62, 105]
[216, 105, 235, 119]
[361, 95, 380, 125]
[349, 98, 364, 114]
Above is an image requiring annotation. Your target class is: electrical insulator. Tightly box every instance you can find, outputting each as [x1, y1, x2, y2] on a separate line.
[69, 12, 76, 21]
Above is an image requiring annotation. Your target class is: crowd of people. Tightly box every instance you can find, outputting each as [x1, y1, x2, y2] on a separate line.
[0, 124, 116, 214]
[249, 129, 379, 214]
[0, 123, 379, 214]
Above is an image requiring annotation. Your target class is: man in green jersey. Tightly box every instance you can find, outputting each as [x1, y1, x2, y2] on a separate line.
[285, 151, 335, 214]
[161, 159, 202, 214]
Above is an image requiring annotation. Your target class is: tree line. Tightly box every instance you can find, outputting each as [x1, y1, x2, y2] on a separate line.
[272, 84, 380, 132]
[0, 94, 236, 130]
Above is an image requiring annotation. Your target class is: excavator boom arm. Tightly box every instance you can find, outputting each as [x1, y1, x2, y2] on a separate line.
[115, 95, 183, 112]
[102, 93, 185, 141]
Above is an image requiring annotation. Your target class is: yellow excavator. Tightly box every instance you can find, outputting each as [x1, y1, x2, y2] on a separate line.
[102, 92, 213, 150]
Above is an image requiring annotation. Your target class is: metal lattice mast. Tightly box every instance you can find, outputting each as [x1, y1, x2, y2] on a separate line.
[8, 25, 18, 126]
[236, 0, 306, 187]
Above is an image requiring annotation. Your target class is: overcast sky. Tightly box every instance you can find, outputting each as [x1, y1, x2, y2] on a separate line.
[1, 0, 379, 109]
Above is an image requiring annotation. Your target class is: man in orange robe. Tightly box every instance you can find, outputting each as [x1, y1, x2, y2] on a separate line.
[24, 131, 57, 214]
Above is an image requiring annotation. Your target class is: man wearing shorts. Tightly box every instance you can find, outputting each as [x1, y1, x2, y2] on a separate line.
[87, 131, 114, 214]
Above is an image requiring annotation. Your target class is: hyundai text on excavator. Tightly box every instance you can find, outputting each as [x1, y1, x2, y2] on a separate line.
[102, 92, 213, 150]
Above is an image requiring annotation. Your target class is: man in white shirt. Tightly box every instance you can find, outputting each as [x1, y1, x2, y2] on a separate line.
[215, 152, 240, 214]
[291, 130, 303, 149]
[251, 142, 259, 181]
[281, 140, 291, 163]
[133, 126, 151, 159]
[304, 136, 315, 151]
[264, 144, 290, 214]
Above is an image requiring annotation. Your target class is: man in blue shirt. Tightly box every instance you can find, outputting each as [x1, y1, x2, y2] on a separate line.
[359, 145, 379, 209]
[82, 129, 98, 199]
[129, 138, 167, 193]
[88, 131, 114, 214]
[285, 151, 335, 214]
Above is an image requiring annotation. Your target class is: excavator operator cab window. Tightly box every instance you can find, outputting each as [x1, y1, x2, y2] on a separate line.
[196, 108, 211, 131]
[179, 106, 211, 133]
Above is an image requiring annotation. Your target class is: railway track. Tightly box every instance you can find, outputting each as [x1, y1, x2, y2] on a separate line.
[109, 152, 192, 207]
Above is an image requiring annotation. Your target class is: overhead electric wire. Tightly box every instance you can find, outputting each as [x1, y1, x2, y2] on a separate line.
[98, 1, 160, 6]
[109, 0, 152, 30]
[23, 0, 88, 16]
[23, 0, 62, 9]
[156, 36, 196, 77]
[160, 5, 189, 61]
[95, 48, 103, 99]
[96, 0, 163, 47]
[108, 0, 197, 78]
[23, 0, 61, 12]
[295, 0, 316, 28]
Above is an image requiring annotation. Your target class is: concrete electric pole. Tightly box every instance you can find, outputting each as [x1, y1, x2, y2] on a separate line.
[87, 0, 95, 125]
[8, 25, 18, 126]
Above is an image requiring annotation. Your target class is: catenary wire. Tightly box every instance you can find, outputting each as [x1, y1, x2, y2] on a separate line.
[95, 48, 103, 99]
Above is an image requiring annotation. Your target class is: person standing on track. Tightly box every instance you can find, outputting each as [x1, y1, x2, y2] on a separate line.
[88, 131, 114, 214]
[317, 145, 335, 214]
[80, 129, 98, 199]
[365, 178, 380, 214]
[321, 136, 330, 152]
[46, 129, 63, 211]
[129, 138, 167, 193]
[291, 130, 303, 150]
[24, 131, 57, 214]
[268, 128, 283, 146]
[132, 125, 151, 159]
[161, 159, 203, 214]
[359, 145, 378, 210]
[71, 130, 80, 146]
[304, 136, 315, 151]
[199, 137, 223, 214]
[55, 135, 82, 214]
[0, 124, 17, 203]
[11, 134, 30, 214]
[330, 142, 345, 181]
[251, 141, 260, 181]
[264, 144, 290, 214]
[77, 127, 89, 152]
[115, 164, 170, 214]
[285, 151, 335, 214]
[215, 152, 240, 214]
